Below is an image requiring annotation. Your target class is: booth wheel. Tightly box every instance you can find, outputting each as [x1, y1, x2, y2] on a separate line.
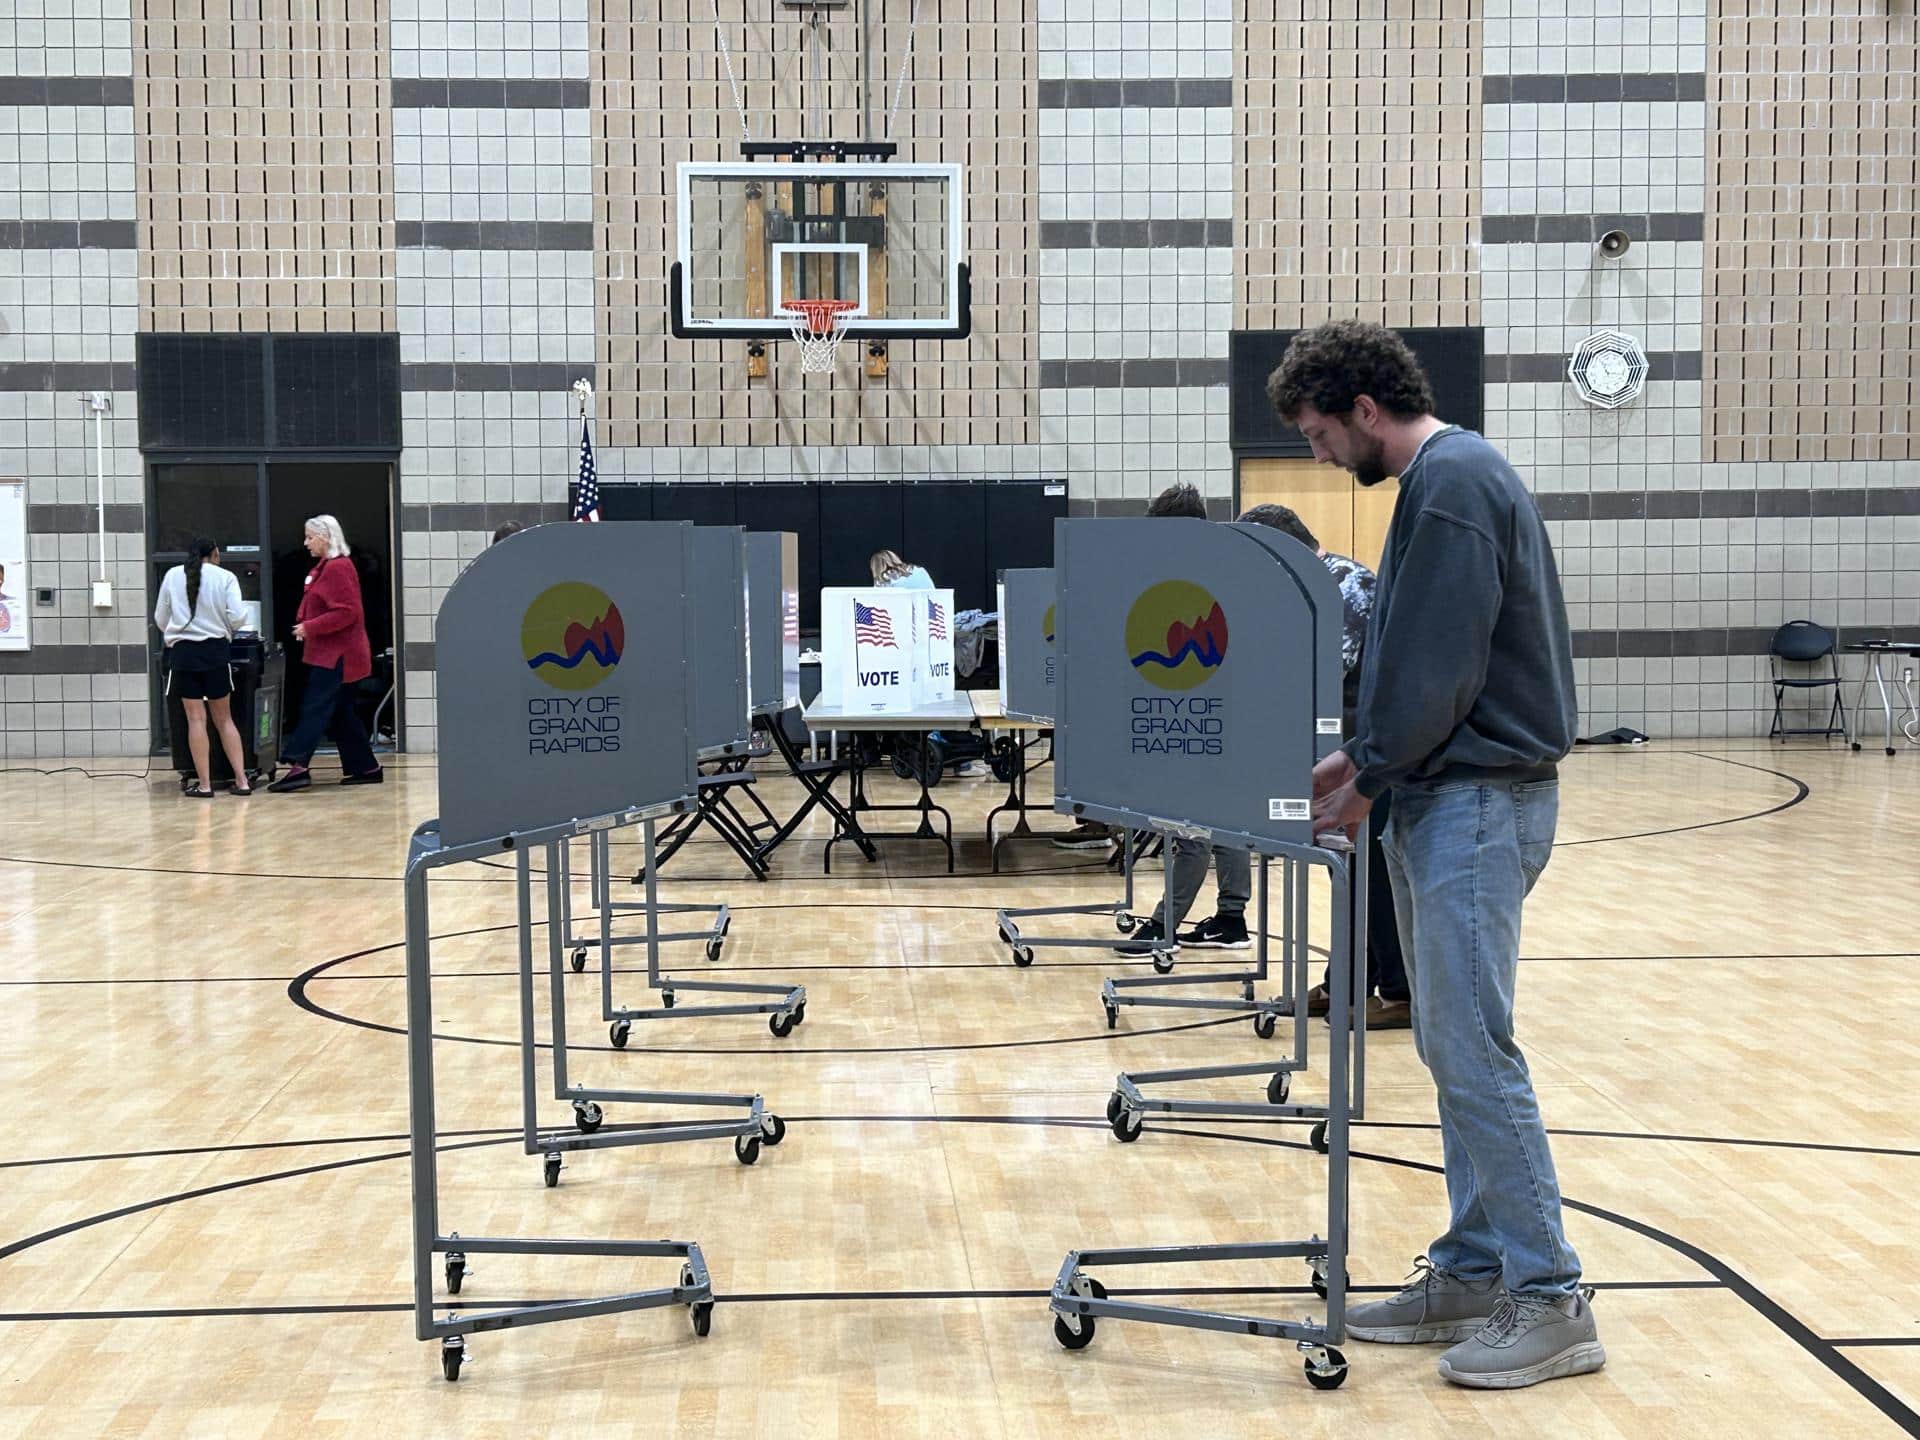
[734, 1134, 761, 1166]
[542, 1152, 562, 1188]
[1102, 999, 1119, 1030]
[1309, 1261, 1350, 1301]
[610, 1020, 631, 1049]
[997, 923, 1013, 946]
[1253, 1012, 1278, 1041]
[1105, 1091, 1126, 1124]
[440, 1336, 465, 1382]
[1151, 950, 1176, 975]
[573, 1100, 603, 1134]
[1111, 1107, 1143, 1143]
[570, 947, 588, 973]
[769, 1011, 797, 1038]
[1310, 1121, 1330, 1155]
[1012, 945, 1034, 968]
[1052, 1277, 1107, 1351]
[761, 1113, 787, 1146]
[1114, 912, 1137, 935]
[1266, 1071, 1291, 1105]
[683, 1264, 714, 1337]
[1303, 1347, 1349, 1390]
[444, 1253, 466, 1295]
[706, 938, 723, 962]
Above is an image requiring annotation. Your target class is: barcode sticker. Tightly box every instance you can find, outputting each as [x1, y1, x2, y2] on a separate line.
[1269, 798, 1310, 822]
[1316, 717, 1342, 735]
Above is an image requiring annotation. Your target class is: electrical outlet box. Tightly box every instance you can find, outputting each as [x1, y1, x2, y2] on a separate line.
[91, 580, 113, 609]
[34, 587, 53, 606]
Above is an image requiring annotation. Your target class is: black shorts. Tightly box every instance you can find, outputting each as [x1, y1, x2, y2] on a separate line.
[167, 638, 234, 702]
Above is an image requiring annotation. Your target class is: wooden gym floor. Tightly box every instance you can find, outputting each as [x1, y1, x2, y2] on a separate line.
[0, 739, 1916, 1437]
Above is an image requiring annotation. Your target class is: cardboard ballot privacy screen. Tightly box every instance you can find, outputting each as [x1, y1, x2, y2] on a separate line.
[434, 521, 698, 848]
[818, 586, 955, 714]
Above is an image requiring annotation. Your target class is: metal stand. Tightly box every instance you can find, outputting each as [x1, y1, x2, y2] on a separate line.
[565, 822, 806, 1047]
[1050, 834, 1361, 1391]
[995, 826, 1148, 967]
[1105, 831, 1368, 1145]
[404, 818, 729, 1383]
[558, 827, 727, 972]
[984, 730, 1076, 868]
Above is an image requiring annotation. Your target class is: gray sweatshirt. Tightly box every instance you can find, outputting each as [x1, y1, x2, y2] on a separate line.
[1345, 426, 1577, 799]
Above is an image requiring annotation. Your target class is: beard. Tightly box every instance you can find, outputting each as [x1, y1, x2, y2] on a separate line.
[1349, 434, 1392, 488]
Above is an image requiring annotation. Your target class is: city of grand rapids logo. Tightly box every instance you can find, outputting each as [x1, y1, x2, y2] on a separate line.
[1125, 580, 1227, 691]
[520, 582, 625, 755]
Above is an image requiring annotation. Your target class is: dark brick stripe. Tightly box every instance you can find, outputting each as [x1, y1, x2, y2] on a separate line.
[1535, 487, 1920, 522]
[1482, 212, 1703, 244]
[1572, 625, 1920, 660]
[0, 361, 136, 391]
[0, 643, 147, 676]
[395, 219, 594, 251]
[0, 75, 136, 106]
[1039, 357, 1230, 389]
[1036, 77, 1234, 109]
[1039, 217, 1233, 249]
[0, 219, 138, 249]
[390, 77, 591, 109]
[27, 503, 143, 535]
[1488, 351, 1702, 383]
[1483, 73, 1707, 104]
[400, 361, 580, 392]
[399, 501, 568, 533]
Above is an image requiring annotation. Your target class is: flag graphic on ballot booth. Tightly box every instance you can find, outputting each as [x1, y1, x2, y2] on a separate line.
[853, 600, 896, 649]
[928, 600, 949, 641]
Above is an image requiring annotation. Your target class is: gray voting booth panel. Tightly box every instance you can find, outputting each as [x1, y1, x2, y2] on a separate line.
[692, 527, 751, 757]
[1053, 518, 1342, 852]
[435, 521, 699, 849]
[999, 567, 1056, 725]
[745, 531, 801, 717]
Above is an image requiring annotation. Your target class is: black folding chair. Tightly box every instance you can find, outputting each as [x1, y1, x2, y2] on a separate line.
[752, 706, 879, 872]
[1768, 619, 1850, 742]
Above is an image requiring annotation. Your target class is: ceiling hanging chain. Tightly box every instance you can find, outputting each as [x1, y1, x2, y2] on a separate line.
[885, 0, 926, 135]
[709, 0, 753, 137]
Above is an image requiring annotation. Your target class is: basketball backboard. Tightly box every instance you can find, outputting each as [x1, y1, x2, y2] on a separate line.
[671, 159, 969, 341]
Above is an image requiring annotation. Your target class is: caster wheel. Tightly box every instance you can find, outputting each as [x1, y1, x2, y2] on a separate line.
[1254, 1012, 1278, 1041]
[761, 1114, 787, 1146]
[445, 1254, 466, 1295]
[440, 1338, 465, 1381]
[1267, 1072, 1291, 1105]
[1889, 748, 1898, 757]
[570, 947, 587, 974]
[706, 939, 723, 963]
[574, 1101, 603, 1134]
[1852, 741, 1863, 751]
[1242, 982, 1256, 1003]
[997, 924, 1013, 946]
[1309, 1267, 1350, 1301]
[543, 1153, 562, 1188]
[1013, 946, 1034, 968]
[1054, 1313, 1096, 1350]
[662, 992, 676, 1010]
[610, 1020, 631, 1049]
[1103, 1001, 1119, 1031]
[690, 1301, 714, 1337]
[793, 1001, 807, 1025]
[1152, 951, 1175, 975]
[1310, 1121, 1329, 1155]
[769, 1011, 796, 1038]
[735, 1134, 762, 1166]
[1115, 913, 1137, 935]
[1304, 1348, 1349, 1390]
[1111, 1107, 1143, 1143]
[1105, 1091, 1126, 1124]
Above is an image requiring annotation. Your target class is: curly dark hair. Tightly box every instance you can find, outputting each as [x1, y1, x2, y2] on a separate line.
[1265, 320, 1436, 424]
[1146, 482, 1207, 518]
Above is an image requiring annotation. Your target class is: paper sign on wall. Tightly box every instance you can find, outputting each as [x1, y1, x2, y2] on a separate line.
[0, 478, 29, 653]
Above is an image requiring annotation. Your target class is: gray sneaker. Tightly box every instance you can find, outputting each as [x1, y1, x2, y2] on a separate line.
[1345, 1256, 1505, 1344]
[1437, 1289, 1607, 1389]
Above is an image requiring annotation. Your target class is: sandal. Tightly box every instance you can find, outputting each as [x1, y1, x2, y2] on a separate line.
[231, 782, 254, 797]
[184, 783, 218, 799]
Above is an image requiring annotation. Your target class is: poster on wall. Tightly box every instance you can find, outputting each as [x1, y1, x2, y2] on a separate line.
[0, 478, 28, 652]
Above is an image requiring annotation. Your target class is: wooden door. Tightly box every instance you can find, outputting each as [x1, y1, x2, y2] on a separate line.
[1237, 458, 1400, 569]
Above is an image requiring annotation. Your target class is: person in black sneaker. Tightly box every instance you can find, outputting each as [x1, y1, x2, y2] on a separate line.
[1238, 504, 1411, 1030]
[1114, 483, 1252, 958]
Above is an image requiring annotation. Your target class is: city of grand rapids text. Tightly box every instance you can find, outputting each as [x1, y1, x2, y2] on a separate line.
[1131, 695, 1223, 755]
[528, 695, 622, 754]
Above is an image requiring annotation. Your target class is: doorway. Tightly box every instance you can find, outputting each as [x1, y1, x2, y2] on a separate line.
[1237, 458, 1400, 570]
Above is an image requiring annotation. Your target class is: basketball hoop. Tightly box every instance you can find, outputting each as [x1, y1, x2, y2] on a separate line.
[781, 298, 859, 374]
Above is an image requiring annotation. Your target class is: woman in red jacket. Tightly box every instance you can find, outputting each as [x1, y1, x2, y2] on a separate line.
[268, 514, 383, 792]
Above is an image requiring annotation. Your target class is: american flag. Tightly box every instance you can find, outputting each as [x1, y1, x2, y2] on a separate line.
[927, 599, 948, 641]
[572, 415, 600, 522]
[853, 600, 896, 648]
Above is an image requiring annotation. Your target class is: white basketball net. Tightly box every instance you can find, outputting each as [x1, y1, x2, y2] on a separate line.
[782, 300, 858, 374]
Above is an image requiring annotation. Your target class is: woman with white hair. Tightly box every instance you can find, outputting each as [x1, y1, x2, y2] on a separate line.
[268, 513, 382, 792]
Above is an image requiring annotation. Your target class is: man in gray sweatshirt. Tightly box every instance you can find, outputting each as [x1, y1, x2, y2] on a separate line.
[1270, 320, 1604, 1391]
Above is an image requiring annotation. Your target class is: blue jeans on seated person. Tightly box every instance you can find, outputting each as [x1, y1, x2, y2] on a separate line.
[1381, 777, 1580, 1299]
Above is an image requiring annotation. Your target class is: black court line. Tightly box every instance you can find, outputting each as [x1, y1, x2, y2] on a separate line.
[1556, 752, 1809, 847]
[0, 1115, 1909, 1433]
[0, 1279, 1729, 1325]
[1829, 1338, 1920, 1348]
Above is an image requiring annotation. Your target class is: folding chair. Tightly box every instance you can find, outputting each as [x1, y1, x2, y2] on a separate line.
[1768, 619, 1850, 742]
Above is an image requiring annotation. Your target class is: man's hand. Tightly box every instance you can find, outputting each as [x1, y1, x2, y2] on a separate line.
[1312, 749, 1357, 800]
[1312, 780, 1372, 843]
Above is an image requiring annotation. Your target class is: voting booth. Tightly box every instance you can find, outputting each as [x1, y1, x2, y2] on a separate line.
[745, 531, 801, 717]
[818, 585, 957, 714]
[997, 567, 1056, 725]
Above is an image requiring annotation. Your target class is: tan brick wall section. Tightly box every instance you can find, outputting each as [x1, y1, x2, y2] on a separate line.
[593, 0, 1035, 450]
[136, 0, 395, 334]
[1237, 0, 1480, 333]
[1706, 3, 1918, 463]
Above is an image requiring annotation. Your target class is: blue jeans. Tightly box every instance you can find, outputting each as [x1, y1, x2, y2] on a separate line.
[1382, 778, 1580, 1298]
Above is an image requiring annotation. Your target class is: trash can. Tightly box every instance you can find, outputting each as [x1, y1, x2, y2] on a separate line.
[165, 635, 285, 788]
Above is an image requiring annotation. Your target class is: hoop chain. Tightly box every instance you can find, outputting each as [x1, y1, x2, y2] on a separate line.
[709, 1, 751, 137]
[886, 0, 926, 134]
